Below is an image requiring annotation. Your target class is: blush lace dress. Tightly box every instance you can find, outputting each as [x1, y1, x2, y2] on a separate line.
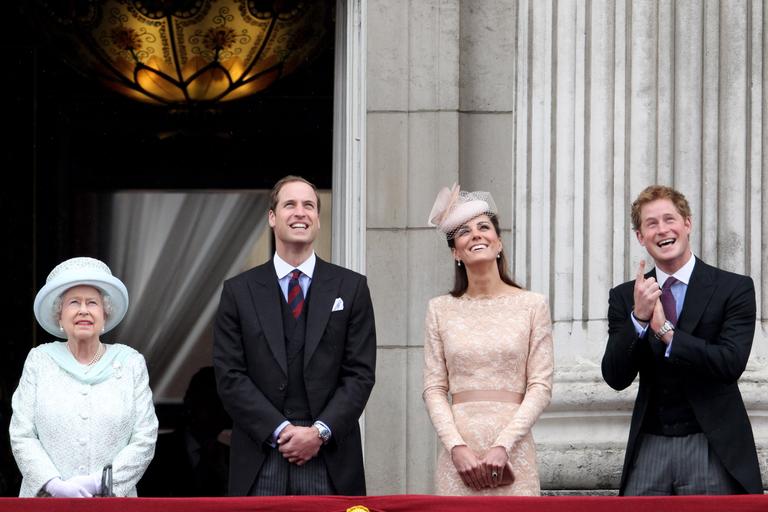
[423, 291, 554, 496]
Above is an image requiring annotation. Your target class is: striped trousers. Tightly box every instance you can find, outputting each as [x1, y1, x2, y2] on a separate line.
[624, 432, 741, 495]
[248, 420, 334, 496]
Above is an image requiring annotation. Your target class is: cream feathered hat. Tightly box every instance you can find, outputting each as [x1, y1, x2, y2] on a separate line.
[428, 183, 498, 239]
[33, 257, 129, 338]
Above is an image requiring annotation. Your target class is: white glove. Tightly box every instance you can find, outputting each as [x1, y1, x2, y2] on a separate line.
[44, 477, 92, 498]
[67, 474, 102, 496]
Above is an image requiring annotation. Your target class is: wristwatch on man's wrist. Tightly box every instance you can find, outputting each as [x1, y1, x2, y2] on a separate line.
[313, 421, 331, 444]
[654, 320, 675, 340]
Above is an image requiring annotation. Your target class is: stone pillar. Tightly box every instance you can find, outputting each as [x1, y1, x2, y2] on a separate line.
[365, 0, 460, 494]
[364, 0, 767, 493]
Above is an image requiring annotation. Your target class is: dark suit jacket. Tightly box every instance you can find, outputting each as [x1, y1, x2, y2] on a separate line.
[602, 258, 762, 494]
[213, 257, 376, 496]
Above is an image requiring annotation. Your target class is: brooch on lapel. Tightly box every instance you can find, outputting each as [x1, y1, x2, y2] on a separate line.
[112, 361, 122, 379]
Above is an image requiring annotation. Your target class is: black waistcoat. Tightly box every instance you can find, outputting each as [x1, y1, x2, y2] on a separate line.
[281, 292, 312, 421]
[641, 347, 702, 436]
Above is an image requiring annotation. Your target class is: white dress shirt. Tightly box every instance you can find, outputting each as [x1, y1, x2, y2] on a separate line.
[273, 251, 316, 302]
[270, 252, 331, 443]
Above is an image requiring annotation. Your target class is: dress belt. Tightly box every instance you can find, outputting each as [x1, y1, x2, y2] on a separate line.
[451, 390, 524, 404]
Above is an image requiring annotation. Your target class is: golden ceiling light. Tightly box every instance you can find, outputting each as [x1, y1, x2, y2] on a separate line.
[37, 0, 332, 106]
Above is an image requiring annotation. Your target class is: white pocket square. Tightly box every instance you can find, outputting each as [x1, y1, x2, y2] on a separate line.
[332, 298, 344, 312]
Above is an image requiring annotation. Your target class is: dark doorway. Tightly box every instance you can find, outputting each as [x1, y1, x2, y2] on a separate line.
[1, 3, 335, 496]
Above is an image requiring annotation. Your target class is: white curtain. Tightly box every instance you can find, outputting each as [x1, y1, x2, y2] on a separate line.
[109, 191, 269, 398]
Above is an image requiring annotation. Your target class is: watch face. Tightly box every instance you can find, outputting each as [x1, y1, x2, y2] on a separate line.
[315, 424, 330, 441]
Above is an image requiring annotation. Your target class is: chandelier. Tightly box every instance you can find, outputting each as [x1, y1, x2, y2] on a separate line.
[35, 0, 332, 106]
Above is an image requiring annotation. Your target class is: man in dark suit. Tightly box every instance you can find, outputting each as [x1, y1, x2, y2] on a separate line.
[213, 176, 376, 496]
[602, 185, 762, 495]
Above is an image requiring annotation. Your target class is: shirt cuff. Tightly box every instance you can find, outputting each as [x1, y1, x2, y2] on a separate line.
[664, 336, 673, 358]
[314, 420, 332, 439]
[269, 420, 291, 447]
[630, 311, 649, 337]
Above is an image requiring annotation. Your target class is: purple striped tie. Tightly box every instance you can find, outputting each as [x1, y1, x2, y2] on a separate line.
[288, 270, 304, 319]
[660, 276, 678, 325]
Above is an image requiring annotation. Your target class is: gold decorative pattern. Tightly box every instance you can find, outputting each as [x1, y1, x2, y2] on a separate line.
[36, 0, 332, 106]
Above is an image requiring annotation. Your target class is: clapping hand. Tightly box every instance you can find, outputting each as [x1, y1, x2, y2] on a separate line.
[633, 260, 660, 323]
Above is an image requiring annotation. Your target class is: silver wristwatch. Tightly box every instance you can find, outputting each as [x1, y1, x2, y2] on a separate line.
[654, 320, 675, 340]
[313, 421, 331, 444]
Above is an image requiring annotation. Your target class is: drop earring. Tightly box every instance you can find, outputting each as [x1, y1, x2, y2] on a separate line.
[456, 260, 462, 267]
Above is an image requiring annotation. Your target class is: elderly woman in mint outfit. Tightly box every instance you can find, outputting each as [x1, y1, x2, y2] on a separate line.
[10, 257, 157, 497]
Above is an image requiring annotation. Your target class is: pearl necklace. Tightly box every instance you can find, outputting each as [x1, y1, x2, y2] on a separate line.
[68, 342, 104, 366]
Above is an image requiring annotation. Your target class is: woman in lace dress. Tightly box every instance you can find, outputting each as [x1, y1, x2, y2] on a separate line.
[423, 185, 553, 496]
[10, 257, 158, 497]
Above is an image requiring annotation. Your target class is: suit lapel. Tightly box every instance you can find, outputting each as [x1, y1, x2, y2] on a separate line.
[304, 258, 339, 369]
[246, 263, 288, 375]
[677, 258, 716, 333]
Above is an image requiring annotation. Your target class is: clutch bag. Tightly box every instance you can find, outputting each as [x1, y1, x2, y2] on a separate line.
[497, 462, 515, 486]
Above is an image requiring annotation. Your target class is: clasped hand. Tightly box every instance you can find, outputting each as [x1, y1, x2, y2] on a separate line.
[451, 445, 509, 491]
[277, 424, 322, 465]
[633, 261, 670, 343]
[45, 474, 101, 498]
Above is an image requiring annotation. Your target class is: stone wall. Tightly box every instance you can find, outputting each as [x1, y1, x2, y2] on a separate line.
[363, 0, 767, 493]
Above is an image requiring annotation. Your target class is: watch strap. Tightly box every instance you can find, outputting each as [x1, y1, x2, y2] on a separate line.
[654, 320, 674, 340]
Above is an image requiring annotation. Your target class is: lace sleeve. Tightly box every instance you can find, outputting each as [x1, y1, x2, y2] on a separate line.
[493, 296, 553, 453]
[422, 300, 466, 451]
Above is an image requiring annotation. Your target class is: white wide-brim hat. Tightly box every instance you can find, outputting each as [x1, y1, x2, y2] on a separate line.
[33, 257, 129, 338]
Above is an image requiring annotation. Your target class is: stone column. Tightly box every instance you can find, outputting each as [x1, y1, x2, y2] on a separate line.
[364, 0, 767, 493]
[365, 0, 460, 494]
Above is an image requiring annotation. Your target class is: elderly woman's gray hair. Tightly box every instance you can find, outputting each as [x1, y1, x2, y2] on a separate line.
[51, 289, 114, 326]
